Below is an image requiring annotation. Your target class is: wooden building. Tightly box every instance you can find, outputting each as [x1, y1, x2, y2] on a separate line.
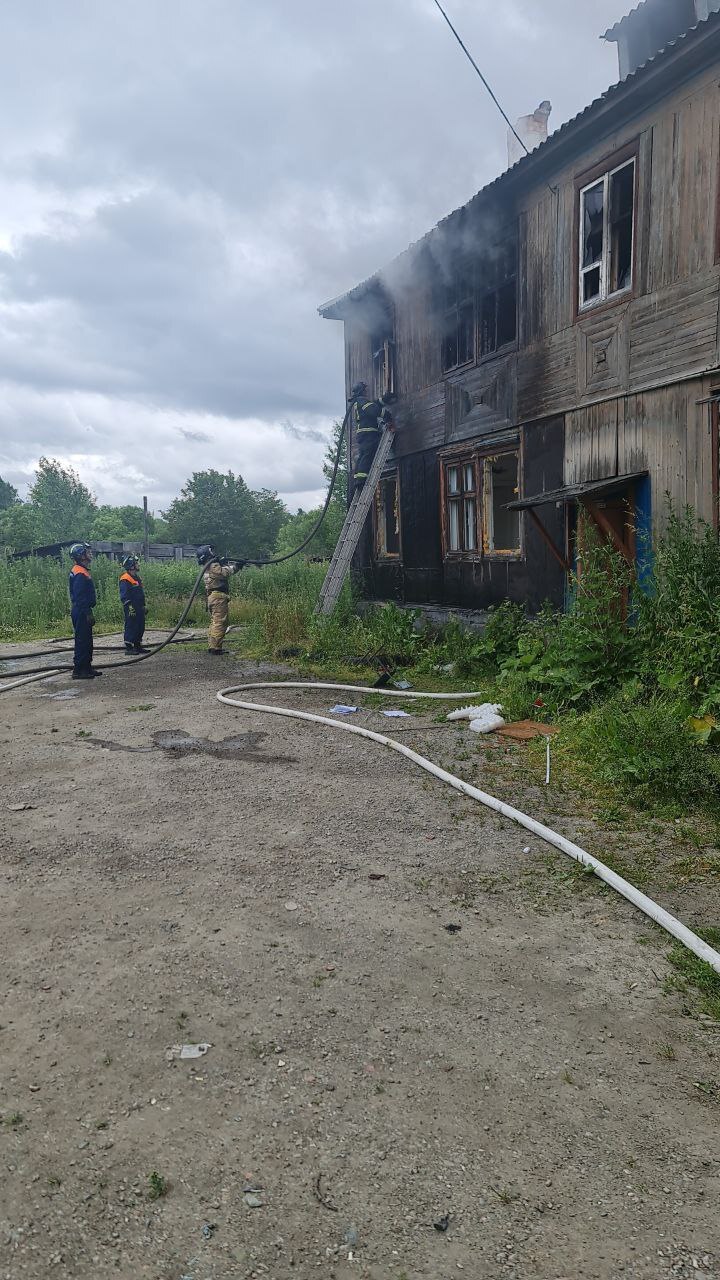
[320, 0, 720, 612]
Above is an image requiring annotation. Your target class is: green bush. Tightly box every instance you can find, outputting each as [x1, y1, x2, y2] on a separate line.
[559, 694, 720, 815]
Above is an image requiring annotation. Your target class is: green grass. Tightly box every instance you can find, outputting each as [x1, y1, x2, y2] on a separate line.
[147, 1171, 168, 1201]
[666, 927, 720, 1021]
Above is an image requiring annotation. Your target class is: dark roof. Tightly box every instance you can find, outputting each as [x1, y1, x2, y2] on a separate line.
[320, 6, 720, 319]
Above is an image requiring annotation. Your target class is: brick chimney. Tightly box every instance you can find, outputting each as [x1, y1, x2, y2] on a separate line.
[507, 100, 552, 169]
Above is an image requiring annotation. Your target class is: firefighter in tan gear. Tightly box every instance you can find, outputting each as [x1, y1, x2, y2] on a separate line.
[196, 545, 245, 655]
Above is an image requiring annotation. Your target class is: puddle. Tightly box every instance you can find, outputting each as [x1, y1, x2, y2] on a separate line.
[85, 728, 295, 764]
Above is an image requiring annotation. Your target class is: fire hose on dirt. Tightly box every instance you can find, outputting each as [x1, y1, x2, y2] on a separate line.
[3, 407, 720, 979]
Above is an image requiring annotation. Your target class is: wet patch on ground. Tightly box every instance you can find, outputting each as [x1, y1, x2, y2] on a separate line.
[85, 728, 296, 764]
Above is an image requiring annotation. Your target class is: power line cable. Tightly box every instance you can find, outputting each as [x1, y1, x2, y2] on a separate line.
[430, 0, 557, 197]
[430, 0, 530, 156]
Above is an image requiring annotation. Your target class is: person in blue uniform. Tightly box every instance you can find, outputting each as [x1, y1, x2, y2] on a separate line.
[68, 542, 101, 680]
[118, 555, 149, 654]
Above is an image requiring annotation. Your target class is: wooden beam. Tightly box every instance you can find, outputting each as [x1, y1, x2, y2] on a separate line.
[580, 498, 634, 566]
[527, 507, 571, 574]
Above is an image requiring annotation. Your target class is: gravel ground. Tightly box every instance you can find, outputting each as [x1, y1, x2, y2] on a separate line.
[1, 642, 719, 1280]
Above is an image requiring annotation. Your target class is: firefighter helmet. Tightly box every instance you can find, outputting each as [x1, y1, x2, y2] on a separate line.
[70, 542, 92, 563]
[121, 554, 139, 572]
[196, 544, 216, 565]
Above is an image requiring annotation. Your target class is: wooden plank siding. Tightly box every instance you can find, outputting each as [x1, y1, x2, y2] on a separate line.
[338, 55, 720, 609]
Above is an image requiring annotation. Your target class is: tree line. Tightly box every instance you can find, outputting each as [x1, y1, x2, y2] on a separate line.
[0, 424, 347, 560]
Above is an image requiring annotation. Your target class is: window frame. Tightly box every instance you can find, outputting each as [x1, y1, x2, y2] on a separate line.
[372, 322, 396, 400]
[441, 259, 476, 374]
[374, 469, 401, 560]
[481, 452, 522, 559]
[478, 234, 518, 362]
[575, 142, 639, 317]
[440, 228, 519, 375]
[440, 445, 522, 561]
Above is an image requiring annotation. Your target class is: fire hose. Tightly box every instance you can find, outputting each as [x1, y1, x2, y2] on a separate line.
[216, 680, 720, 980]
[3, 404, 720, 977]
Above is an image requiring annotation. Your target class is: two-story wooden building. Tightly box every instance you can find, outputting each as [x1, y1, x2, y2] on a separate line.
[320, 0, 720, 611]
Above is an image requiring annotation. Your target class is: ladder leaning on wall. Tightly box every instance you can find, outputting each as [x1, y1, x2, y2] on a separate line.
[314, 427, 395, 616]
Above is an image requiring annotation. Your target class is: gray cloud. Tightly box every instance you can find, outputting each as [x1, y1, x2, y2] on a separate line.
[0, 0, 622, 508]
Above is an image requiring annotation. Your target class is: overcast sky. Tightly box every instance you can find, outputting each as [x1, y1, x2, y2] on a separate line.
[0, 0, 626, 516]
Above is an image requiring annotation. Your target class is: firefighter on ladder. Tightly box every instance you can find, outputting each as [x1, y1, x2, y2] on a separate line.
[349, 383, 394, 490]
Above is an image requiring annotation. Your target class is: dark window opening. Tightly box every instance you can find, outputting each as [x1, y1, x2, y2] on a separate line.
[609, 162, 634, 293]
[484, 454, 520, 553]
[375, 473, 400, 558]
[479, 237, 517, 357]
[372, 328, 395, 400]
[441, 260, 475, 372]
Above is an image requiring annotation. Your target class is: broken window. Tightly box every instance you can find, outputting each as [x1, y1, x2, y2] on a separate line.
[579, 158, 635, 309]
[442, 449, 521, 558]
[444, 459, 478, 553]
[375, 473, 400, 558]
[372, 327, 395, 400]
[479, 235, 517, 357]
[482, 453, 521, 554]
[441, 261, 475, 372]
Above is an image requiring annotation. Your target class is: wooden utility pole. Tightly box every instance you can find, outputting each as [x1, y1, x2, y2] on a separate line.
[143, 496, 150, 562]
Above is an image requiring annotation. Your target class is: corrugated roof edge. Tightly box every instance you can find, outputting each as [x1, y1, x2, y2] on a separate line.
[319, 7, 720, 320]
[603, 0, 655, 41]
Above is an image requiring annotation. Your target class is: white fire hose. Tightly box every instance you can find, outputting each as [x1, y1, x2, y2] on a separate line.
[217, 681, 720, 978]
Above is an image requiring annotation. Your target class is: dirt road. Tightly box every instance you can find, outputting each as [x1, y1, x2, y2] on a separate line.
[1, 646, 719, 1279]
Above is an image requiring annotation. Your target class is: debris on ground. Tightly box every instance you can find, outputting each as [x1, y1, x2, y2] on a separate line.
[284, 900, 299, 912]
[444, 924, 462, 935]
[381, 709, 411, 718]
[243, 1192, 264, 1209]
[165, 1043, 211, 1061]
[498, 720, 560, 741]
[329, 704, 358, 715]
[201, 1222, 216, 1241]
[446, 704, 505, 733]
[433, 1213, 451, 1232]
[393, 680, 413, 690]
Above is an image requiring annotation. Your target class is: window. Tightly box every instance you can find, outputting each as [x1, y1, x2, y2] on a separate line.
[479, 237, 517, 357]
[482, 453, 521, 553]
[375, 473, 400, 558]
[441, 232, 518, 371]
[445, 460, 478, 552]
[372, 329, 395, 399]
[441, 261, 475, 372]
[443, 450, 521, 558]
[579, 157, 635, 309]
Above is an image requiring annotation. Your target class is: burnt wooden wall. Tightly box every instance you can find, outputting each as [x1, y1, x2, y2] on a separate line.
[342, 58, 720, 606]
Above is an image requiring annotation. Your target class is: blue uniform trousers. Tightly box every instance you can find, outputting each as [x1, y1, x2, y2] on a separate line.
[72, 607, 93, 673]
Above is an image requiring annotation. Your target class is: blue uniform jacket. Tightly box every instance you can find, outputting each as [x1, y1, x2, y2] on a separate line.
[68, 564, 96, 613]
[119, 572, 145, 610]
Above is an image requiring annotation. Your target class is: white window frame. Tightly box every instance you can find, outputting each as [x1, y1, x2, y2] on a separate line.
[578, 157, 635, 312]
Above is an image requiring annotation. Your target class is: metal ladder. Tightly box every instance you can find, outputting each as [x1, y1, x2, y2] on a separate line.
[315, 427, 394, 616]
